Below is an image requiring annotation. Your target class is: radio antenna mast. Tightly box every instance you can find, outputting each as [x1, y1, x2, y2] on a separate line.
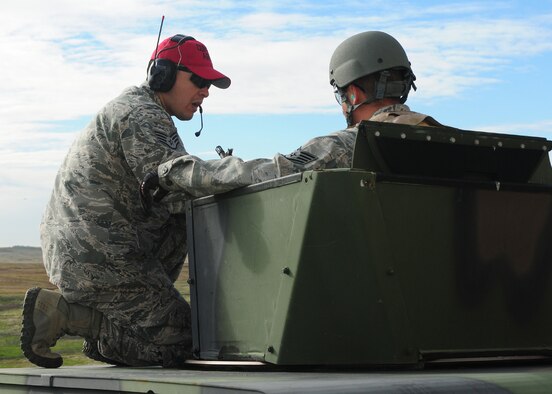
[154, 15, 165, 58]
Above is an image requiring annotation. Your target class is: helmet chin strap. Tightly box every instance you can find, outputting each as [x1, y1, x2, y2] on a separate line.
[344, 96, 378, 126]
[343, 102, 361, 126]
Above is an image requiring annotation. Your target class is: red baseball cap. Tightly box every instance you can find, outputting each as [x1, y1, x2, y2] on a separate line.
[151, 35, 231, 89]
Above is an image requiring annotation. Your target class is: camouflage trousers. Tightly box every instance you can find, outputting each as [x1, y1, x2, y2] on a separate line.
[63, 285, 192, 367]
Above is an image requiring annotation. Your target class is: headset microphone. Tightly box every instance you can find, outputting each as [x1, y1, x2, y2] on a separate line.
[195, 106, 204, 137]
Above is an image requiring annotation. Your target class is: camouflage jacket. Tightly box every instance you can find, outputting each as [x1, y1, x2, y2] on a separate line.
[41, 83, 274, 300]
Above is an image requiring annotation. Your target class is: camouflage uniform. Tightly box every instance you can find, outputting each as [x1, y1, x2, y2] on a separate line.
[40, 82, 280, 367]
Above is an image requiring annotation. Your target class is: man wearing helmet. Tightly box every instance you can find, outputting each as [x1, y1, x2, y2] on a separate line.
[266, 31, 444, 175]
[330, 30, 441, 128]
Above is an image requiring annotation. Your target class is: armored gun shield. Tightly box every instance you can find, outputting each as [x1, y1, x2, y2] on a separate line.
[186, 122, 552, 367]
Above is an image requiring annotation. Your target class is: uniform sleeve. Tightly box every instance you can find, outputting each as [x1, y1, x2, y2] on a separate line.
[157, 128, 357, 199]
[158, 155, 281, 198]
[277, 128, 357, 174]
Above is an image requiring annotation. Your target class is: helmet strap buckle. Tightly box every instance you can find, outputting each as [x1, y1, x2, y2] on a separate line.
[374, 71, 389, 100]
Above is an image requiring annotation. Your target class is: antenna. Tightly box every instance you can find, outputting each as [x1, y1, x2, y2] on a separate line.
[154, 15, 165, 59]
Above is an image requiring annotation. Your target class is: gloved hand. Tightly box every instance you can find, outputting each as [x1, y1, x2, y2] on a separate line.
[139, 171, 169, 215]
[215, 145, 234, 158]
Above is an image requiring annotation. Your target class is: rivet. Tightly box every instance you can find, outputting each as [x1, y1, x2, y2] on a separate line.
[426, 135, 431, 141]
[400, 133, 406, 139]
[474, 139, 479, 145]
[267, 346, 275, 353]
[520, 143, 525, 149]
[498, 141, 503, 147]
[450, 137, 456, 143]
[375, 131, 380, 137]
[360, 178, 375, 190]
[282, 267, 291, 275]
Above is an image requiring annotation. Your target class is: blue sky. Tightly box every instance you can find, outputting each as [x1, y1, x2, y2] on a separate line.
[1, 0, 552, 247]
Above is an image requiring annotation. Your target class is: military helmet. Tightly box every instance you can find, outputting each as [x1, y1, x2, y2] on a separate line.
[329, 31, 412, 89]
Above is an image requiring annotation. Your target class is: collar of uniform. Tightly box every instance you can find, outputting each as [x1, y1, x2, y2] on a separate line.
[371, 103, 411, 118]
[140, 81, 166, 110]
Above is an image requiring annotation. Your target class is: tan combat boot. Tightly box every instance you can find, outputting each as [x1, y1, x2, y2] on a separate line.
[20, 287, 102, 368]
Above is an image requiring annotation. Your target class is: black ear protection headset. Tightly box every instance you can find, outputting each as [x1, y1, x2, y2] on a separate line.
[148, 34, 195, 92]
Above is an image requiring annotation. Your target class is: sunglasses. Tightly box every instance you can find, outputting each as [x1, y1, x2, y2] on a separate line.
[177, 66, 212, 89]
[333, 83, 366, 105]
[333, 86, 347, 105]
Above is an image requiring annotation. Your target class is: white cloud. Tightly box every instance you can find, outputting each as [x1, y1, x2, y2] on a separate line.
[1, 1, 550, 122]
[476, 120, 552, 137]
[1, 0, 552, 246]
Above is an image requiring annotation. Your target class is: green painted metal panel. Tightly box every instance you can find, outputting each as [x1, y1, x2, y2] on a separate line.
[187, 122, 552, 367]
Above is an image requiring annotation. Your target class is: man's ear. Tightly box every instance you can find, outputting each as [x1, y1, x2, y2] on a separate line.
[348, 85, 362, 105]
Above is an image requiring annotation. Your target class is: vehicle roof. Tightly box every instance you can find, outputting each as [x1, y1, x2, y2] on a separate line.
[2, 362, 552, 393]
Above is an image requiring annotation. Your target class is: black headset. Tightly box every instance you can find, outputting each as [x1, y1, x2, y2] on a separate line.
[148, 34, 195, 92]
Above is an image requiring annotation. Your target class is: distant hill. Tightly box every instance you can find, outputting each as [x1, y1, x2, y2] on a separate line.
[0, 246, 42, 264]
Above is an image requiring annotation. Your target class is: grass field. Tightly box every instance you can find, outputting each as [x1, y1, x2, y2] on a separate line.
[0, 261, 190, 368]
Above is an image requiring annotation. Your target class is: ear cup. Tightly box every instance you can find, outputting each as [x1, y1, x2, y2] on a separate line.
[148, 59, 177, 92]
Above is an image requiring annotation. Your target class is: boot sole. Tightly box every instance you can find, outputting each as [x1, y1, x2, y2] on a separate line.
[21, 287, 63, 368]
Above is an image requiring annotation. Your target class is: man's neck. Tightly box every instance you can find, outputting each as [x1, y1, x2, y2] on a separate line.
[155, 91, 171, 115]
[352, 98, 401, 123]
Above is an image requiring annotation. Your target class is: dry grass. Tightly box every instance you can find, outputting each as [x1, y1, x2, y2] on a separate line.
[0, 263, 55, 297]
